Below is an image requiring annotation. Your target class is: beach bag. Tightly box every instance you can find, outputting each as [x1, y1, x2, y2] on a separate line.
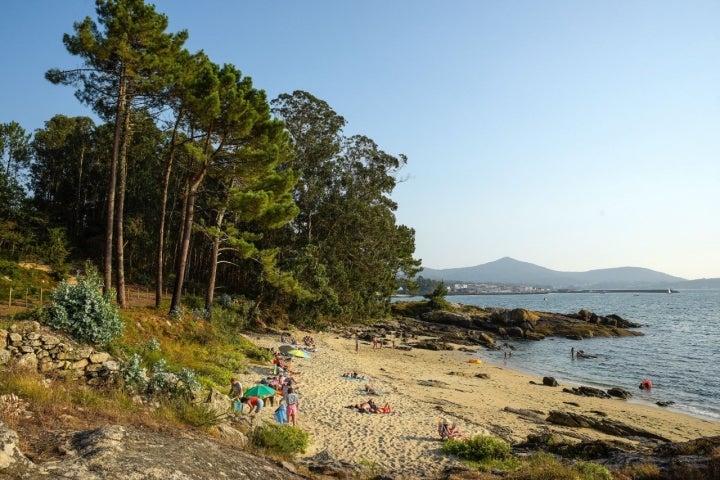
[233, 400, 243, 412]
[274, 404, 287, 424]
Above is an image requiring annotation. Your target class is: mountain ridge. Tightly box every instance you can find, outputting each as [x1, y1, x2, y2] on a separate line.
[418, 257, 711, 289]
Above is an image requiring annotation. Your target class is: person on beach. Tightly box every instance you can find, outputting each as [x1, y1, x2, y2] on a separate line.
[355, 336, 359, 353]
[284, 387, 300, 427]
[239, 396, 264, 415]
[571, 346, 575, 359]
[229, 378, 243, 411]
[274, 403, 287, 424]
[438, 418, 465, 440]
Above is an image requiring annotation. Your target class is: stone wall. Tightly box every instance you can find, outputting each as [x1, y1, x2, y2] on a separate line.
[0, 321, 120, 385]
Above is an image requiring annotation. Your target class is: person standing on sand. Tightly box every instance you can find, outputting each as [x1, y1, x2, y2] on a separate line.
[284, 387, 300, 427]
[355, 336, 359, 353]
[229, 378, 243, 410]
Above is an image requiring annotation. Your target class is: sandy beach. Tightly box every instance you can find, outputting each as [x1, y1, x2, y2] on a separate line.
[237, 331, 720, 478]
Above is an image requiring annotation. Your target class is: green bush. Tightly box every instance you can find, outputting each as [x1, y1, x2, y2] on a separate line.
[121, 353, 149, 394]
[442, 435, 511, 462]
[45, 266, 123, 345]
[507, 453, 611, 480]
[576, 461, 613, 480]
[170, 399, 223, 427]
[251, 423, 310, 458]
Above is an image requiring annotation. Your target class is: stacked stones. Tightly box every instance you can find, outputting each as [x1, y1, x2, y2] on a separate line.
[0, 321, 120, 386]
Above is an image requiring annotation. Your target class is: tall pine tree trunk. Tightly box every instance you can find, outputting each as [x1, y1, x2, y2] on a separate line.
[104, 74, 126, 293]
[115, 106, 132, 308]
[169, 177, 203, 314]
[204, 208, 226, 313]
[155, 115, 181, 307]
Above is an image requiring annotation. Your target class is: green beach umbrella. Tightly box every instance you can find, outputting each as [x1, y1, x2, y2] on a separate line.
[243, 384, 278, 398]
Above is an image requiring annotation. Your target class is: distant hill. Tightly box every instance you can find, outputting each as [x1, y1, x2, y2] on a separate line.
[419, 257, 692, 289]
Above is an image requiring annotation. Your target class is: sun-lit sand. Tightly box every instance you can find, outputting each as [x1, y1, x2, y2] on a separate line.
[236, 330, 720, 478]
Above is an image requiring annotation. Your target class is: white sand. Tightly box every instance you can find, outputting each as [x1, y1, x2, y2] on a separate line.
[237, 331, 720, 478]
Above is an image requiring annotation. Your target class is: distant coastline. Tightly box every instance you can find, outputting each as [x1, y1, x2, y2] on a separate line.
[445, 289, 679, 296]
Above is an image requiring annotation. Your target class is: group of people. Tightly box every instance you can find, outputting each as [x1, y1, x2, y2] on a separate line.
[229, 350, 305, 427]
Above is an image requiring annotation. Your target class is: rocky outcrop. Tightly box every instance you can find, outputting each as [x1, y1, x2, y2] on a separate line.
[0, 321, 120, 386]
[546, 410, 670, 441]
[405, 305, 644, 345]
[0, 421, 303, 479]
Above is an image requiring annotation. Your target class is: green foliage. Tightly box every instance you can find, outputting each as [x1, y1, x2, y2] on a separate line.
[576, 461, 613, 480]
[442, 435, 511, 462]
[251, 423, 310, 458]
[46, 228, 70, 279]
[424, 282, 451, 310]
[121, 353, 148, 394]
[45, 266, 123, 345]
[615, 462, 660, 480]
[168, 399, 223, 427]
[133, 358, 201, 400]
[506, 453, 608, 480]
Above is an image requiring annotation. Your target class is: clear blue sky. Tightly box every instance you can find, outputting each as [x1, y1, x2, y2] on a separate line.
[2, 1, 719, 279]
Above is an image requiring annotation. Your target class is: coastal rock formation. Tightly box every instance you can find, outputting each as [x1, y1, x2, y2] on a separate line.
[405, 304, 644, 345]
[546, 410, 670, 441]
[0, 421, 303, 479]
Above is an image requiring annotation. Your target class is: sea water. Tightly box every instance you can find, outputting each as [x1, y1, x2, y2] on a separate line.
[395, 290, 720, 422]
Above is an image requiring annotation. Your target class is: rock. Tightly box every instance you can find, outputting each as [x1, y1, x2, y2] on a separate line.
[8, 321, 40, 334]
[563, 386, 611, 398]
[1, 422, 307, 479]
[0, 350, 11, 366]
[0, 422, 38, 476]
[15, 352, 38, 371]
[547, 410, 670, 441]
[205, 388, 232, 418]
[607, 387, 633, 399]
[542, 376, 559, 387]
[212, 423, 248, 447]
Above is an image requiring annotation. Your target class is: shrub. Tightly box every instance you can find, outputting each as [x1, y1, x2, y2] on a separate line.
[251, 423, 310, 458]
[121, 353, 148, 394]
[45, 266, 123, 345]
[170, 399, 223, 427]
[507, 453, 577, 480]
[442, 435, 511, 462]
[145, 359, 201, 400]
[615, 462, 660, 480]
[576, 461, 613, 480]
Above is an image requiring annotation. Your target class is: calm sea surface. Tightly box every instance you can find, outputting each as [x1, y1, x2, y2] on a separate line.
[395, 290, 720, 422]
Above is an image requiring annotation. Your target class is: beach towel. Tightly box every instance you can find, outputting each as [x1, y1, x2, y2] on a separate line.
[341, 375, 369, 382]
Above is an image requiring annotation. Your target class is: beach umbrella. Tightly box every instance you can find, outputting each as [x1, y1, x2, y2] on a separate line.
[285, 348, 311, 359]
[278, 344, 296, 353]
[243, 384, 278, 398]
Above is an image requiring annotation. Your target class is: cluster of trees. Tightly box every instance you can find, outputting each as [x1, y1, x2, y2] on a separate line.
[0, 0, 420, 324]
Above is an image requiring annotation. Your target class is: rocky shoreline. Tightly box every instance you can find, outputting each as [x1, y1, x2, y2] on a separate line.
[2, 307, 719, 479]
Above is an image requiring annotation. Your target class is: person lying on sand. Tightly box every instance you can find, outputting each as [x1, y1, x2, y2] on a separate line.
[364, 384, 381, 395]
[345, 399, 391, 414]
